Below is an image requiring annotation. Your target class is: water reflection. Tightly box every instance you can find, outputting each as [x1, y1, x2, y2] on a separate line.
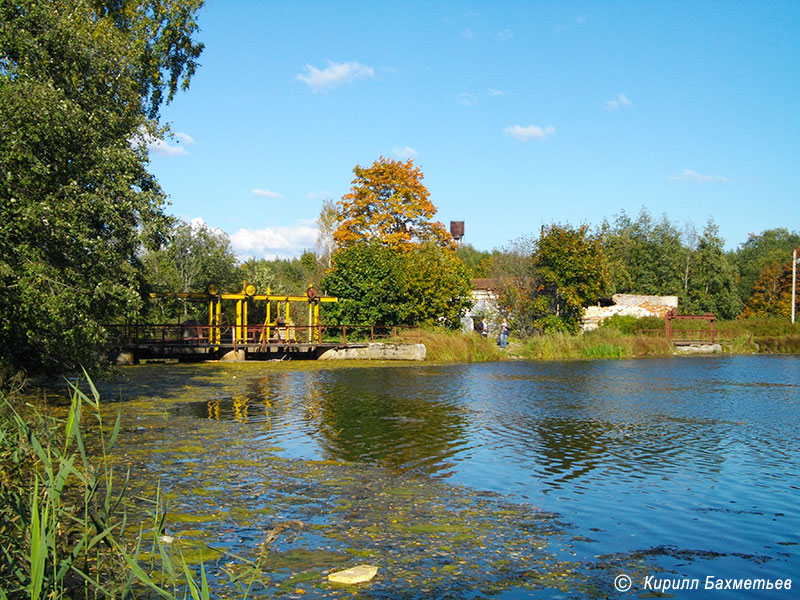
[310, 368, 470, 474]
[173, 358, 800, 503]
[174, 367, 472, 475]
[121, 355, 800, 594]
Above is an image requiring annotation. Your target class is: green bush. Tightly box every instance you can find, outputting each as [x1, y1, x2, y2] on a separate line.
[600, 315, 664, 334]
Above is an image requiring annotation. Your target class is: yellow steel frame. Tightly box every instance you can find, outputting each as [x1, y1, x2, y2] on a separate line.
[149, 282, 337, 346]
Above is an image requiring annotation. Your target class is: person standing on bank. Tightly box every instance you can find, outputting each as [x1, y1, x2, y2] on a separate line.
[480, 317, 489, 337]
[499, 317, 509, 348]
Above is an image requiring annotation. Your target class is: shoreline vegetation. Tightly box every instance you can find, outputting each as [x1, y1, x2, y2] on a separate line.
[416, 316, 800, 363]
[2, 318, 796, 391]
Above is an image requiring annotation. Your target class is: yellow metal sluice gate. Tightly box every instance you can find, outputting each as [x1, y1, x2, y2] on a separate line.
[149, 282, 337, 347]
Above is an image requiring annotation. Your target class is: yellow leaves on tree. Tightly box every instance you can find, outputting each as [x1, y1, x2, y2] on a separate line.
[333, 157, 454, 251]
[742, 260, 794, 318]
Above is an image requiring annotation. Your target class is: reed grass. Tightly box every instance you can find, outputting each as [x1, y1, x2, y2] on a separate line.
[411, 328, 506, 363]
[403, 316, 798, 364]
[520, 328, 673, 360]
[0, 372, 226, 600]
[0, 371, 314, 600]
[752, 335, 800, 354]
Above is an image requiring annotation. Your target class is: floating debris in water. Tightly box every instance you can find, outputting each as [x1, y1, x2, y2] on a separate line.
[328, 564, 379, 584]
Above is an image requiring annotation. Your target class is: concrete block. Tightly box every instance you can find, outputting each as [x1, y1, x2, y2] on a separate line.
[318, 343, 426, 361]
[673, 343, 722, 354]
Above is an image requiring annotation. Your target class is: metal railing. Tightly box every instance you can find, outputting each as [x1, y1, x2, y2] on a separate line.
[319, 325, 422, 345]
[638, 328, 733, 344]
[104, 323, 422, 347]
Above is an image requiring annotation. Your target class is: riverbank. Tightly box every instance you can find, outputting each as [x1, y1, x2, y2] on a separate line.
[6, 319, 797, 391]
[416, 317, 800, 362]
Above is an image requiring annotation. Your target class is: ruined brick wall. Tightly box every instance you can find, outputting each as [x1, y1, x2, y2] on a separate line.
[583, 294, 679, 331]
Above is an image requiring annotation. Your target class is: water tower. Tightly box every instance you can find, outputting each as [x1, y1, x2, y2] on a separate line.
[450, 221, 465, 245]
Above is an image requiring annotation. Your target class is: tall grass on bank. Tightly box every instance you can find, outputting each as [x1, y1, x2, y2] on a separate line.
[406, 316, 798, 363]
[1, 374, 300, 600]
[0, 374, 229, 600]
[520, 328, 673, 360]
[410, 328, 506, 363]
[752, 335, 800, 353]
[519, 316, 800, 360]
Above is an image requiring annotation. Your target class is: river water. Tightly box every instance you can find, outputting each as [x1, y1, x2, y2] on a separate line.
[91, 355, 798, 598]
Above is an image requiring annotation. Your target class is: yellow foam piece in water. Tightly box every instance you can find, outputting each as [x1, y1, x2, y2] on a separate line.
[327, 565, 379, 584]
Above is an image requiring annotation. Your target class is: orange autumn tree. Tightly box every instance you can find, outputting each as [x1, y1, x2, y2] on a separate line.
[333, 157, 454, 250]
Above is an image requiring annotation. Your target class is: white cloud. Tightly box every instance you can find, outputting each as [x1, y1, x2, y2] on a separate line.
[605, 93, 633, 111]
[230, 222, 319, 260]
[668, 169, 729, 184]
[146, 136, 188, 156]
[495, 29, 514, 41]
[132, 126, 192, 156]
[175, 132, 195, 145]
[488, 88, 504, 97]
[457, 92, 479, 106]
[393, 146, 418, 160]
[461, 28, 475, 39]
[296, 60, 374, 92]
[503, 124, 555, 141]
[188, 217, 225, 237]
[306, 190, 332, 200]
[252, 188, 285, 199]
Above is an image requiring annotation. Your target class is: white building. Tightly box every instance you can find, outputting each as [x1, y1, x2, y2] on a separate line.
[462, 278, 501, 331]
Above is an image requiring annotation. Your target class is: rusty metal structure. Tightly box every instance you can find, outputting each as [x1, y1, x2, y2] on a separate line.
[664, 309, 717, 344]
[109, 282, 346, 362]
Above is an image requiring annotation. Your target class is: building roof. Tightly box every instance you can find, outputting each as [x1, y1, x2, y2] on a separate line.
[471, 278, 501, 291]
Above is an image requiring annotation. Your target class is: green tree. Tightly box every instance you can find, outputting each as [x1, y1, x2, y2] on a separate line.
[265, 253, 320, 294]
[533, 223, 611, 333]
[685, 219, 742, 318]
[455, 244, 493, 278]
[733, 228, 800, 307]
[238, 258, 277, 295]
[403, 242, 474, 328]
[321, 242, 408, 326]
[599, 209, 686, 297]
[141, 220, 238, 321]
[491, 226, 610, 335]
[333, 157, 453, 250]
[321, 242, 472, 329]
[0, 0, 204, 373]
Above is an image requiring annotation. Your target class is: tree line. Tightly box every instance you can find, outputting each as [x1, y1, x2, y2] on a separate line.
[139, 162, 799, 341]
[457, 213, 799, 335]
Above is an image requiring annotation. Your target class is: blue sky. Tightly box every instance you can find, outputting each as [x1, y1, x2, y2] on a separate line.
[146, 0, 800, 260]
